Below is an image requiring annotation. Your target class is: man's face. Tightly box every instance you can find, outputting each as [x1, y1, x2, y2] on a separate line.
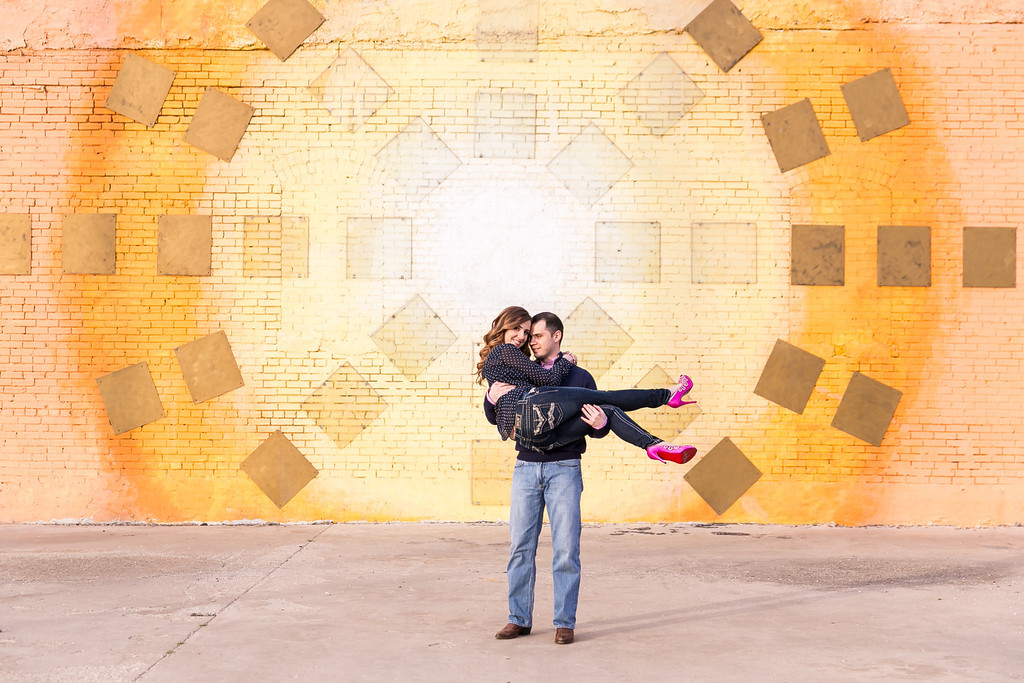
[529, 320, 561, 361]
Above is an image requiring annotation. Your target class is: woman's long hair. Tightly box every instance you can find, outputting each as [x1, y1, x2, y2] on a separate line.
[476, 306, 531, 384]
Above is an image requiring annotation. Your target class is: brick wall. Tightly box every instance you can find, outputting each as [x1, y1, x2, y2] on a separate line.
[1, 0, 1023, 524]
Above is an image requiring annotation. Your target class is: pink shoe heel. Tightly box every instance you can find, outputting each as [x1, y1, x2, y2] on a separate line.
[646, 443, 698, 465]
[667, 375, 696, 408]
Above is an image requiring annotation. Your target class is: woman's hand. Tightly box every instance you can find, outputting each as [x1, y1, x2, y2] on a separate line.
[580, 404, 608, 430]
[487, 381, 516, 403]
[562, 351, 578, 365]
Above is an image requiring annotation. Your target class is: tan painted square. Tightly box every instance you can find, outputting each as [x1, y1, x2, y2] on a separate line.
[754, 339, 826, 414]
[0, 214, 31, 275]
[95, 362, 166, 435]
[247, 0, 325, 61]
[62, 214, 116, 275]
[241, 430, 318, 508]
[831, 372, 902, 447]
[792, 224, 844, 286]
[371, 295, 457, 379]
[684, 437, 762, 516]
[174, 331, 245, 404]
[301, 363, 388, 450]
[477, 0, 538, 59]
[474, 90, 537, 159]
[281, 216, 309, 278]
[347, 217, 413, 279]
[471, 440, 514, 506]
[963, 226, 1016, 288]
[877, 225, 930, 287]
[691, 221, 757, 284]
[760, 99, 830, 173]
[105, 53, 175, 127]
[243, 216, 282, 277]
[157, 215, 212, 276]
[243, 216, 308, 278]
[564, 297, 633, 380]
[685, 0, 763, 72]
[841, 68, 910, 142]
[184, 88, 254, 162]
[596, 221, 660, 283]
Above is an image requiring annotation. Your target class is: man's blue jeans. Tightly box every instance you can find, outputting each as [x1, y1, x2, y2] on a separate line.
[507, 459, 583, 630]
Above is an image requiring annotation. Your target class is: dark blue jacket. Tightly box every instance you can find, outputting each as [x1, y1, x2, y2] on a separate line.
[483, 364, 609, 462]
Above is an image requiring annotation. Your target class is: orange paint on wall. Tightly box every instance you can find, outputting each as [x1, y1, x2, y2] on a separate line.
[4, 1, 1024, 524]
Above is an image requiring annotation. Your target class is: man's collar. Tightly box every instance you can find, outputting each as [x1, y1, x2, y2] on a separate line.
[536, 353, 560, 370]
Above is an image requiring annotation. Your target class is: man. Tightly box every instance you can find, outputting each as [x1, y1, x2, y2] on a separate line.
[485, 311, 609, 645]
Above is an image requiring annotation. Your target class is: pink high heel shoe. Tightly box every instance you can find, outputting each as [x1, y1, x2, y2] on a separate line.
[667, 375, 696, 408]
[646, 443, 698, 464]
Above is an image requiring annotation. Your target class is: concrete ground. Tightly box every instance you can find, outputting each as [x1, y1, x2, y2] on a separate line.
[1, 523, 1022, 682]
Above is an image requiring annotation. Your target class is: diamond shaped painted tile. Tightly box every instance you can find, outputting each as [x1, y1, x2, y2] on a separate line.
[95, 362, 166, 435]
[564, 297, 633, 379]
[760, 99, 830, 173]
[548, 123, 633, 207]
[618, 53, 703, 135]
[632, 365, 702, 438]
[841, 68, 910, 142]
[831, 372, 902, 447]
[246, 0, 325, 61]
[174, 331, 245, 404]
[474, 90, 537, 158]
[684, 437, 762, 516]
[371, 295, 457, 379]
[684, 0, 763, 73]
[301, 362, 389, 450]
[309, 48, 393, 131]
[241, 430, 318, 508]
[375, 117, 462, 200]
[105, 53, 175, 127]
[183, 87, 254, 162]
[754, 339, 826, 414]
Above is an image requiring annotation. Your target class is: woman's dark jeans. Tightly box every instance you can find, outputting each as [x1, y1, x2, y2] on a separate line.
[514, 386, 672, 452]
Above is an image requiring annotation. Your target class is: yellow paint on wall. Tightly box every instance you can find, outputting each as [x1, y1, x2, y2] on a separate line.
[2, 1, 1024, 524]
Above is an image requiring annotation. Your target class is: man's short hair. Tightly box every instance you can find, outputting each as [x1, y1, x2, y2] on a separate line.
[531, 311, 564, 339]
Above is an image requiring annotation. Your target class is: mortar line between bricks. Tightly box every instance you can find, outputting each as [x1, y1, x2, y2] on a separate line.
[133, 523, 333, 682]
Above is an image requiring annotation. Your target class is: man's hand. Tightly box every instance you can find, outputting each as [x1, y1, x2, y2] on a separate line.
[580, 404, 608, 430]
[487, 381, 516, 404]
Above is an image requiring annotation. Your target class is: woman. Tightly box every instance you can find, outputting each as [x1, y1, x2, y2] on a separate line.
[477, 306, 698, 464]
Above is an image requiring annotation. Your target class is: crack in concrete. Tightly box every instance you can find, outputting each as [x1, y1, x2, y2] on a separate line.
[132, 523, 332, 682]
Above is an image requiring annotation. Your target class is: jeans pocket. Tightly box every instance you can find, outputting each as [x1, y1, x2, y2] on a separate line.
[551, 459, 581, 469]
[530, 402, 563, 435]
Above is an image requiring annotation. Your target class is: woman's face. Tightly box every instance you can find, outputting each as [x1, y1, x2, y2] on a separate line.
[503, 319, 532, 350]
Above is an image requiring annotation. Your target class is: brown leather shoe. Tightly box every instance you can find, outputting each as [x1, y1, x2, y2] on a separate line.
[554, 627, 574, 644]
[495, 623, 531, 639]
